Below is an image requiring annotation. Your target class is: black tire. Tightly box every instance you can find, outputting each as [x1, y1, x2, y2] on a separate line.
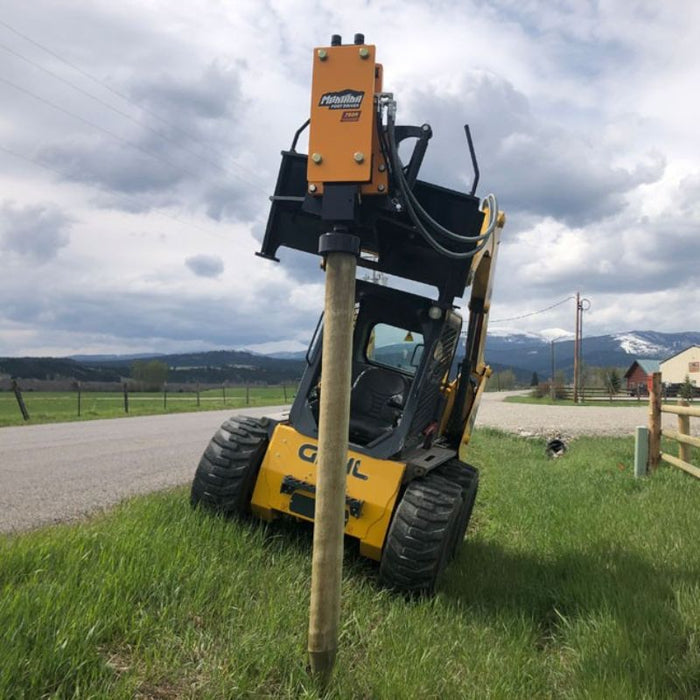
[190, 416, 269, 516]
[433, 459, 479, 560]
[379, 472, 463, 594]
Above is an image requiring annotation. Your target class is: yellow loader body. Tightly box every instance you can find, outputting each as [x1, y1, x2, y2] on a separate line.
[250, 424, 405, 560]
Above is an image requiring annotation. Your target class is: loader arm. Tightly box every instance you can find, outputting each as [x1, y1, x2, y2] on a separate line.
[444, 208, 505, 456]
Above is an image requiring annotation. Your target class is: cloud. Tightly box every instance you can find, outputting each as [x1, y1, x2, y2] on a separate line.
[405, 73, 665, 226]
[129, 62, 242, 121]
[185, 254, 224, 278]
[0, 285, 318, 350]
[0, 0, 699, 357]
[0, 201, 72, 263]
[35, 60, 262, 221]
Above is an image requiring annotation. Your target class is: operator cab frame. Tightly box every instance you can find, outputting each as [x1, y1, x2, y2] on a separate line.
[289, 279, 462, 460]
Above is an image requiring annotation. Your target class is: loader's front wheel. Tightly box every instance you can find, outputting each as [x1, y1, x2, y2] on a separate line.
[379, 472, 463, 594]
[190, 416, 269, 516]
[433, 460, 479, 560]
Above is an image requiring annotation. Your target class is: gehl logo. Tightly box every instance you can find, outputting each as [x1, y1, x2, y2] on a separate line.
[318, 89, 364, 110]
[298, 443, 369, 481]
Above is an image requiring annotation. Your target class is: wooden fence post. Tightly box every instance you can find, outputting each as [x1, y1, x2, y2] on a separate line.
[246, 384, 250, 405]
[196, 382, 200, 407]
[123, 382, 129, 413]
[678, 399, 690, 465]
[76, 381, 81, 417]
[222, 383, 226, 405]
[163, 382, 167, 409]
[283, 385, 288, 402]
[648, 372, 661, 472]
[11, 379, 30, 421]
[307, 244, 357, 679]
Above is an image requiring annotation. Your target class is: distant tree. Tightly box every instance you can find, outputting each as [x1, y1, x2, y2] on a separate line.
[603, 367, 622, 400]
[131, 360, 168, 391]
[679, 374, 695, 402]
[497, 369, 516, 391]
[579, 361, 591, 389]
[530, 371, 539, 386]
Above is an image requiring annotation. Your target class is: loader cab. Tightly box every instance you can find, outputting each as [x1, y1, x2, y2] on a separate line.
[289, 279, 463, 460]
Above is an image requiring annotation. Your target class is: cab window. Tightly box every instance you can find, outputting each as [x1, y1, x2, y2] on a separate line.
[366, 323, 424, 375]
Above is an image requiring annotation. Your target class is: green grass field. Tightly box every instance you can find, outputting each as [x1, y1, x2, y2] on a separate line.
[1, 429, 699, 697]
[0, 386, 294, 427]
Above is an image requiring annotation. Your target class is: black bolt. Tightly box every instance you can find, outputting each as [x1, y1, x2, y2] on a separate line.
[331, 34, 342, 46]
[354, 33, 365, 45]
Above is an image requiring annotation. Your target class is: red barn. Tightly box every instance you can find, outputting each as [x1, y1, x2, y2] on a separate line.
[624, 359, 660, 396]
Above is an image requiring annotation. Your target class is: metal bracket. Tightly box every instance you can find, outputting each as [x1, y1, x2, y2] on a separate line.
[280, 475, 364, 518]
[402, 445, 456, 483]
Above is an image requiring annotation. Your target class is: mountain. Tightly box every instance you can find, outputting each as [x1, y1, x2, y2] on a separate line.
[0, 357, 123, 382]
[70, 353, 161, 363]
[3, 330, 698, 385]
[2, 349, 305, 384]
[264, 351, 307, 360]
[482, 330, 700, 380]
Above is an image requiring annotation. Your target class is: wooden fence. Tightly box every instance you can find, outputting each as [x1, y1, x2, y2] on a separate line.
[645, 372, 700, 479]
[558, 386, 637, 402]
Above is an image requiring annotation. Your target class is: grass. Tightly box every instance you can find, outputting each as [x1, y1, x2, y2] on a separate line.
[1, 429, 699, 697]
[0, 386, 293, 427]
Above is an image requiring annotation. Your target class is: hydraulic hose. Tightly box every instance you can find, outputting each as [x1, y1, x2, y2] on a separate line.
[384, 111, 497, 260]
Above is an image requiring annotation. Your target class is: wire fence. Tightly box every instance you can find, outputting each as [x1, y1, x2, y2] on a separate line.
[1, 382, 295, 426]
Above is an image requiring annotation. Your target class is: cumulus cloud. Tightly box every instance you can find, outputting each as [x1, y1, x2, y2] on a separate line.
[405, 73, 665, 226]
[0, 201, 72, 263]
[0, 284, 317, 350]
[129, 62, 242, 121]
[36, 61, 262, 221]
[185, 254, 224, 278]
[0, 0, 699, 356]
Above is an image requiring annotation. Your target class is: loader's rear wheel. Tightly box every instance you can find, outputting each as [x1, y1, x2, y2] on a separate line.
[433, 460, 479, 560]
[379, 472, 463, 594]
[190, 416, 269, 516]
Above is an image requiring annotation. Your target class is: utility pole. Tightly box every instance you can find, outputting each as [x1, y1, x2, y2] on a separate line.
[573, 292, 580, 403]
[573, 293, 590, 403]
[550, 340, 555, 401]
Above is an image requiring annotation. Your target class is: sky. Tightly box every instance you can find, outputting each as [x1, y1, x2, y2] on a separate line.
[1, 0, 699, 357]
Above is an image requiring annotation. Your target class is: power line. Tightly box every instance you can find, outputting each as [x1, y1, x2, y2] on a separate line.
[0, 143, 218, 236]
[0, 41, 268, 195]
[490, 296, 576, 324]
[0, 17, 268, 192]
[0, 74, 223, 187]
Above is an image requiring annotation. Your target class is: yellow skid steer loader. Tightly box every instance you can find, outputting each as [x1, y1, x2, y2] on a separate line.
[191, 34, 505, 593]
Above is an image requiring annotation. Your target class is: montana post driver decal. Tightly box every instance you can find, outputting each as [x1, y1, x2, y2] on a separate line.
[318, 89, 364, 110]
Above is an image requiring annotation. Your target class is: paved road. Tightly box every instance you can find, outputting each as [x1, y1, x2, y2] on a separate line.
[0, 395, 694, 534]
[0, 406, 286, 534]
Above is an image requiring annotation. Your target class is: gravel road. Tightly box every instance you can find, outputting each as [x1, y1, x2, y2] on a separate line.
[0, 406, 286, 535]
[475, 391, 697, 440]
[0, 395, 694, 534]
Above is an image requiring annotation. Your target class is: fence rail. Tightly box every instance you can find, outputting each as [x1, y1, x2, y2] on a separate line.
[645, 371, 699, 479]
[558, 386, 633, 402]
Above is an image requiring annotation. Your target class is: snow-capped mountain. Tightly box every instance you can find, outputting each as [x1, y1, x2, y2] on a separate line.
[481, 330, 700, 379]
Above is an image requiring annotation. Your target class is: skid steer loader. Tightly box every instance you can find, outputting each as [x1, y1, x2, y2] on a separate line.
[190, 34, 505, 593]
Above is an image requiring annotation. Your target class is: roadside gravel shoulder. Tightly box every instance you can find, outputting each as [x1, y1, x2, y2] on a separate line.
[476, 391, 698, 440]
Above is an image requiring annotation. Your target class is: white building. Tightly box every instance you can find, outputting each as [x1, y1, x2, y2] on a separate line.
[660, 345, 700, 385]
